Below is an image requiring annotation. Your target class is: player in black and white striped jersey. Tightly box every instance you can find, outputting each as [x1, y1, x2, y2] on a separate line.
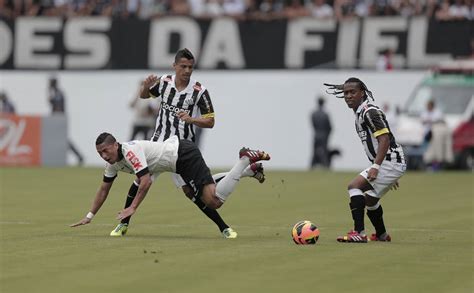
[148, 74, 213, 143]
[111, 49, 265, 238]
[325, 78, 406, 243]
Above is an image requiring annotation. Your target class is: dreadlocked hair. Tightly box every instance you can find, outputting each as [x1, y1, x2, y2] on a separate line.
[323, 83, 344, 98]
[324, 77, 375, 101]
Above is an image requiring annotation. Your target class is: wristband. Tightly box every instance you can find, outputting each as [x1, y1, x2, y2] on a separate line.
[86, 212, 95, 219]
[371, 163, 380, 170]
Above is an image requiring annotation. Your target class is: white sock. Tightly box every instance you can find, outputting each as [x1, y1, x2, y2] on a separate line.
[213, 166, 253, 183]
[241, 165, 254, 177]
[215, 157, 250, 202]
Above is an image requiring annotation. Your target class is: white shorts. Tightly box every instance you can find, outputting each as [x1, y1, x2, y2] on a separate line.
[360, 161, 406, 198]
[171, 173, 186, 188]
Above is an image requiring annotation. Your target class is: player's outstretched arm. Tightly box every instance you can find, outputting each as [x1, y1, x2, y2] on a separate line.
[70, 217, 92, 227]
[140, 75, 158, 98]
[117, 174, 152, 220]
[70, 181, 113, 227]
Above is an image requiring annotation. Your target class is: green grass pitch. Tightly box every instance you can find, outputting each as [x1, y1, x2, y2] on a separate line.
[1, 168, 473, 293]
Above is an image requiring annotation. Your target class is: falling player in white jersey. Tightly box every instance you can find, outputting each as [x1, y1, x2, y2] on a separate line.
[70, 133, 270, 232]
[325, 78, 406, 243]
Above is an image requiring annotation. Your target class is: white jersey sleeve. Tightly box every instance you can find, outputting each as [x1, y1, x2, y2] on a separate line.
[103, 163, 118, 182]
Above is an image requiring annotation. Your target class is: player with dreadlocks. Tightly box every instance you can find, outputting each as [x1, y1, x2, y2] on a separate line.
[325, 77, 406, 243]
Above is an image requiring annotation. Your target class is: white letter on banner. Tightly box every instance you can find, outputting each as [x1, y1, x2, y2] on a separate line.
[407, 17, 451, 68]
[14, 17, 61, 68]
[64, 17, 111, 69]
[199, 18, 244, 69]
[0, 21, 12, 66]
[336, 19, 360, 68]
[359, 17, 406, 68]
[148, 17, 200, 68]
[285, 18, 336, 68]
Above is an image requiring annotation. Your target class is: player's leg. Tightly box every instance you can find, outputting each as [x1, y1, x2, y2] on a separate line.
[213, 162, 266, 184]
[110, 180, 140, 236]
[177, 142, 269, 208]
[213, 148, 270, 204]
[366, 161, 405, 242]
[174, 173, 236, 238]
[365, 194, 391, 241]
[175, 140, 238, 238]
[129, 125, 140, 140]
[337, 174, 372, 243]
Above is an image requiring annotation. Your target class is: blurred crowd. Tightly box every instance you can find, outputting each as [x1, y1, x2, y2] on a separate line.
[0, 0, 472, 20]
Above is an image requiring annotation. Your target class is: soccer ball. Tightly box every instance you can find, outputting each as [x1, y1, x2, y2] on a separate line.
[292, 220, 320, 245]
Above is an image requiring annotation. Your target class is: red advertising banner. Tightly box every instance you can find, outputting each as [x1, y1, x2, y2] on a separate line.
[0, 114, 41, 166]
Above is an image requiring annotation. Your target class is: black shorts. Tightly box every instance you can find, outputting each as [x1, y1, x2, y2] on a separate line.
[175, 140, 214, 198]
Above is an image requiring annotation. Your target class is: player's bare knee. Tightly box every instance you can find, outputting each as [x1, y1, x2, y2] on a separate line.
[348, 181, 359, 190]
[205, 197, 222, 209]
[347, 178, 359, 190]
[213, 197, 223, 209]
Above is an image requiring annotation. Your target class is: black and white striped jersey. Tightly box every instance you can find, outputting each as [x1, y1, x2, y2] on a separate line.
[354, 100, 405, 164]
[148, 75, 214, 143]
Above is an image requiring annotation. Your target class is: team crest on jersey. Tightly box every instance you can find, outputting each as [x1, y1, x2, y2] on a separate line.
[184, 97, 194, 106]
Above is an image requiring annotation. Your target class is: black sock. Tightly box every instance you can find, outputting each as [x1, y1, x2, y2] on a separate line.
[192, 198, 229, 232]
[367, 205, 386, 237]
[121, 183, 139, 224]
[350, 195, 366, 233]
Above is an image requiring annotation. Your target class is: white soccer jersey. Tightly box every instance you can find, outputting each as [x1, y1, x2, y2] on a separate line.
[103, 136, 179, 180]
[354, 100, 405, 164]
[148, 75, 215, 143]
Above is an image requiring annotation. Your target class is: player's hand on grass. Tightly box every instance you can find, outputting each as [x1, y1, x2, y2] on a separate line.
[367, 168, 378, 181]
[70, 217, 91, 227]
[117, 207, 136, 220]
[143, 75, 158, 88]
[391, 181, 399, 190]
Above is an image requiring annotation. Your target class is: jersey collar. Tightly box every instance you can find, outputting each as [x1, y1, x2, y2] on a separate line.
[355, 100, 369, 114]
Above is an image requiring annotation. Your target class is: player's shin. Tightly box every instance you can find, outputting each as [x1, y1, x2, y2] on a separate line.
[121, 181, 139, 224]
[349, 190, 366, 234]
[215, 159, 249, 202]
[191, 197, 229, 232]
[367, 203, 387, 237]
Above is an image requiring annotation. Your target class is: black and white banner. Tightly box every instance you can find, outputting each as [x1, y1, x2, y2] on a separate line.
[0, 16, 471, 70]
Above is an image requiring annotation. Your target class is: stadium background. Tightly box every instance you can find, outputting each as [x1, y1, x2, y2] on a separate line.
[1, 16, 471, 170]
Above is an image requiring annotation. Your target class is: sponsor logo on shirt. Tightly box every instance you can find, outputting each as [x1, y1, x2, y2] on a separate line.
[161, 102, 191, 116]
[184, 97, 194, 106]
[126, 150, 143, 171]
